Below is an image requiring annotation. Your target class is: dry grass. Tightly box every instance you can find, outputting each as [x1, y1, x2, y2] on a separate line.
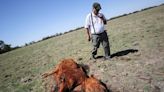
[0, 5, 164, 92]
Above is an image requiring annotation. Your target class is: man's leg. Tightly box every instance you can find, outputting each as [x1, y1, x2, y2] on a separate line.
[91, 35, 100, 59]
[101, 32, 111, 58]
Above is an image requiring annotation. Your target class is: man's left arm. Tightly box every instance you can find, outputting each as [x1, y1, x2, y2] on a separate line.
[99, 13, 107, 25]
[102, 14, 107, 25]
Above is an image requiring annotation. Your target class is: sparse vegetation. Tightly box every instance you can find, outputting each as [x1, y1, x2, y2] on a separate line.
[108, 4, 163, 21]
[0, 5, 164, 92]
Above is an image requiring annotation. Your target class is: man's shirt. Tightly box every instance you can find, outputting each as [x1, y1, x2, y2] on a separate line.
[85, 12, 106, 34]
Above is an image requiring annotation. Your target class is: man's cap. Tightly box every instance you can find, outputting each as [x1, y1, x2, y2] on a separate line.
[93, 2, 101, 10]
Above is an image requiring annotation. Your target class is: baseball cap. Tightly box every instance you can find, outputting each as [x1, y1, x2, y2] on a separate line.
[93, 2, 101, 10]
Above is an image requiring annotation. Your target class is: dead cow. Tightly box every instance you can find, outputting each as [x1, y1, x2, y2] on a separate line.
[42, 58, 79, 78]
[42, 58, 87, 92]
[56, 67, 87, 92]
[81, 75, 109, 92]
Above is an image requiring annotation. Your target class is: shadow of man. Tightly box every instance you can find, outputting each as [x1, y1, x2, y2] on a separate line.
[110, 49, 138, 58]
[95, 49, 138, 59]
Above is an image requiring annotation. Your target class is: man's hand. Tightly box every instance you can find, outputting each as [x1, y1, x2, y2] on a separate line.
[88, 36, 91, 41]
[98, 14, 107, 24]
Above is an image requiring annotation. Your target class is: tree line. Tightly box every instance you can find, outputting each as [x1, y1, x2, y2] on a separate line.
[0, 40, 21, 54]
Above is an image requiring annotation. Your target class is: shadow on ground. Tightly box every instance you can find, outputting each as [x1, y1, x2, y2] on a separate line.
[111, 49, 138, 58]
[96, 49, 138, 59]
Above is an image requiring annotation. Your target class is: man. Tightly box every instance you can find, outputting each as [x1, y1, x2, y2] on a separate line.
[85, 2, 111, 60]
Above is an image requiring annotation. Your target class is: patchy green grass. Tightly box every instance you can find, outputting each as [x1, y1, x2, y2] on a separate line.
[0, 5, 164, 92]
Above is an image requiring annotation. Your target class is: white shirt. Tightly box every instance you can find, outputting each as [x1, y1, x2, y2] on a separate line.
[85, 12, 106, 34]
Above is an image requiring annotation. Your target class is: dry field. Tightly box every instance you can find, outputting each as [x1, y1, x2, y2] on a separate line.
[0, 5, 164, 92]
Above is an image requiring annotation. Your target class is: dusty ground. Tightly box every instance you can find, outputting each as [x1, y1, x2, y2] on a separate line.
[0, 5, 164, 92]
[84, 5, 164, 92]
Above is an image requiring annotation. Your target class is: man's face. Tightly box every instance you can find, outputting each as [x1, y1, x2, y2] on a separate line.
[93, 8, 100, 15]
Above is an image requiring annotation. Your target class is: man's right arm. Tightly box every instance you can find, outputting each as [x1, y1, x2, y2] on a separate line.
[86, 28, 91, 41]
[85, 14, 91, 41]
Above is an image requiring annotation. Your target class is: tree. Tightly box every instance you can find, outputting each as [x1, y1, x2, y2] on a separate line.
[0, 40, 11, 54]
[0, 40, 5, 51]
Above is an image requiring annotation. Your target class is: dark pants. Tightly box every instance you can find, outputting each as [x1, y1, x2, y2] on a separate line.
[91, 31, 110, 57]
